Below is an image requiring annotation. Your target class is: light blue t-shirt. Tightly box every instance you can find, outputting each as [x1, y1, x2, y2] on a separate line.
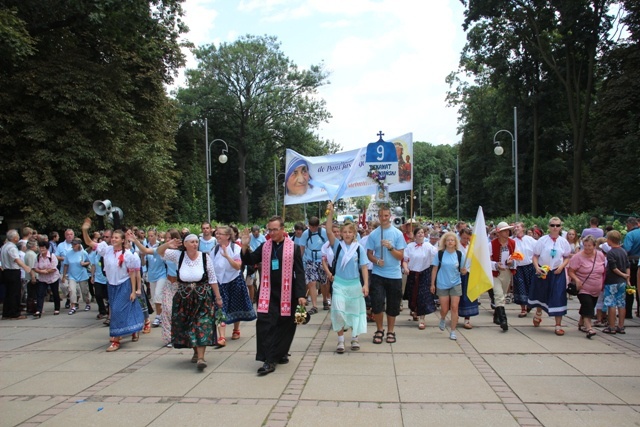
[250, 233, 267, 251]
[366, 226, 406, 279]
[88, 251, 107, 285]
[55, 241, 73, 259]
[432, 250, 462, 289]
[63, 249, 90, 282]
[300, 228, 328, 263]
[146, 248, 167, 282]
[333, 241, 367, 281]
[166, 259, 177, 277]
[199, 237, 216, 254]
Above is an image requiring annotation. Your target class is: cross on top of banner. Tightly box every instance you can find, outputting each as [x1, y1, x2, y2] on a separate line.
[377, 130, 385, 140]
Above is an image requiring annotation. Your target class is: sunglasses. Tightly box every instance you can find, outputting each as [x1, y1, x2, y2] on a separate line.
[549, 224, 561, 228]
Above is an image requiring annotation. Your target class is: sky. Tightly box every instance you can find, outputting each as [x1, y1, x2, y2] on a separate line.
[175, 0, 468, 152]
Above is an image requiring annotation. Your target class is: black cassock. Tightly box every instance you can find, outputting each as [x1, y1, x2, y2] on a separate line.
[241, 240, 306, 364]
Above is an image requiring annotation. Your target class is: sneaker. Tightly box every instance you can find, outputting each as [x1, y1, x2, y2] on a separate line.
[68, 307, 77, 315]
[450, 331, 457, 340]
[327, 299, 331, 306]
[84, 304, 91, 311]
[152, 317, 162, 327]
[336, 341, 345, 354]
[439, 319, 446, 331]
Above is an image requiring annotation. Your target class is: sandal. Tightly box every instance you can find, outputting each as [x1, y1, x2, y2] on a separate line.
[554, 326, 565, 336]
[410, 312, 418, 321]
[106, 340, 120, 352]
[143, 319, 151, 334]
[386, 331, 396, 343]
[533, 312, 542, 327]
[578, 324, 588, 333]
[215, 337, 226, 348]
[586, 329, 596, 339]
[602, 327, 616, 334]
[518, 310, 527, 318]
[191, 352, 198, 363]
[616, 326, 626, 334]
[373, 330, 384, 344]
[197, 359, 207, 371]
[131, 332, 139, 342]
[53, 310, 60, 315]
[418, 321, 426, 330]
[463, 321, 473, 330]
[231, 329, 241, 340]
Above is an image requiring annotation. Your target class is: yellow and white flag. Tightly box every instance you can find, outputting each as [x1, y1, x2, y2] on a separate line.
[466, 206, 493, 301]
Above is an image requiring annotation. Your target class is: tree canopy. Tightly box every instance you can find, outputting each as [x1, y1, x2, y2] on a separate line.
[0, 0, 188, 230]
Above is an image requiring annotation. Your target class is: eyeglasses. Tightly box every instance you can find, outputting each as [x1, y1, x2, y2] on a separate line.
[267, 228, 282, 233]
[549, 224, 561, 228]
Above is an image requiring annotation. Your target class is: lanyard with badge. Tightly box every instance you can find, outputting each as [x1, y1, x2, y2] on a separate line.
[272, 243, 280, 270]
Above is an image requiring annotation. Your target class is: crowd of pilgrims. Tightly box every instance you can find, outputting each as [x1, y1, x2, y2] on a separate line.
[1, 212, 638, 373]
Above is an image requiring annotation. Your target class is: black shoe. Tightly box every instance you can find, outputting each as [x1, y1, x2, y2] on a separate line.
[65, 300, 70, 309]
[257, 362, 276, 375]
[278, 356, 289, 365]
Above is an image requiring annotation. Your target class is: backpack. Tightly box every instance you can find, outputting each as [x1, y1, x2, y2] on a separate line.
[437, 249, 462, 271]
[306, 230, 326, 246]
[213, 242, 236, 257]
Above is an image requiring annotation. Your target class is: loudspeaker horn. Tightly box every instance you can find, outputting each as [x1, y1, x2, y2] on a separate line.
[93, 199, 112, 216]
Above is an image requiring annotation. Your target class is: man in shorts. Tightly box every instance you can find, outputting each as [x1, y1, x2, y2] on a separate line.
[366, 206, 406, 344]
[299, 217, 328, 314]
[603, 230, 631, 334]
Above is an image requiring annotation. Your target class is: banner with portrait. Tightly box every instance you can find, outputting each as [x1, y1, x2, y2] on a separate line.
[284, 133, 413, 206]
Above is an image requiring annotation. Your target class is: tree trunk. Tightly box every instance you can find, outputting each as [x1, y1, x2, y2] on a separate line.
[238, 151, 249, 224]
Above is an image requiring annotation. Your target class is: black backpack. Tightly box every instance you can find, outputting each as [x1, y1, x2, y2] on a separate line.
[437, 249, 462, 271]
[330, 242, 364, 286]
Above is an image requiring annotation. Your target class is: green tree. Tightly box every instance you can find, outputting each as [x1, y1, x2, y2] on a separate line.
[0, 0, 187, 229]
[176, 35, 331, 224]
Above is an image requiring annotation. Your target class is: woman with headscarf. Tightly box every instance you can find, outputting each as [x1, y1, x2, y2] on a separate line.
[157, 233, 222, 371]
[81, 219, 144, 352]
[285, 157, 312, 196]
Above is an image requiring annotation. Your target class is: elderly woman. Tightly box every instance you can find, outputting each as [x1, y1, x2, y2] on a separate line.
[431, 232, 467, 340]
[33, 240, 61, 317]
[157, 234, 223, 371]
[568, 236, 606, 338]
[211, 225, 256, 347]
[81, 219, 144, 351]
[402, 226, 437, 330]
[61, 238, 91, 315]
[529, 217, 572, 335]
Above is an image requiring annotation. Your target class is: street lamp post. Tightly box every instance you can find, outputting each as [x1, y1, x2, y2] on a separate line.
[204, 118, 231, 224]
[493, 107, 519, 222]
[444, 155, 460, 221]
[431, 175, 434, 222]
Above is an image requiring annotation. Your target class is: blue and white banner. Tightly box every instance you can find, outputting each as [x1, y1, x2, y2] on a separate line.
[284, 133, 413, 206]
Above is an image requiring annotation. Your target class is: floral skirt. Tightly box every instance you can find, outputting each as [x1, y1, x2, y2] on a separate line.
[171, 282, 216, 348]
[161, 280, 178, 345]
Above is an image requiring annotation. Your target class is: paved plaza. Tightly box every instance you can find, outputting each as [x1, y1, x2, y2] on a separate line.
[1, 297, 639, 427]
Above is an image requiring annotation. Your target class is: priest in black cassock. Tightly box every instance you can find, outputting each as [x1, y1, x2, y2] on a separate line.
[241, 216, 306, 375]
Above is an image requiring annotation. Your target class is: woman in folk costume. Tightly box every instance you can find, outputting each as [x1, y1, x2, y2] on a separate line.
[81, 219, 144, 352]
[211, 225, 256, 347]
[157, 234, 223, 371]
[490, 222, 517, 332]
[326, 202, 369, 353]
[240, 216, 307, 376]
[402, 226, 437, 330]
[529, 217, 572, 336]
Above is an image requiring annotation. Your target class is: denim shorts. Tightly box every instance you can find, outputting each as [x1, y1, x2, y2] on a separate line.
[603, 283, 626, 309]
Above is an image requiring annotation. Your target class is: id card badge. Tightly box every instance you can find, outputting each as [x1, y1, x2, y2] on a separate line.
[272, 259, 280, 270]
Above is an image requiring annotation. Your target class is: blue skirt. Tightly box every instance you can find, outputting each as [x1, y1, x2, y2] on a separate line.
[513, 264, 535, 305]
[528, 271, 567, 316]
[459, 274, 479, 317]
[109, 279, 144, 337]
[219, 274, 257, 324]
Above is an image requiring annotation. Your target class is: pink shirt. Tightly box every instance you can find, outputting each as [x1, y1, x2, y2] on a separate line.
[34, 252, 60, 284]
[568, 251, 606, 296]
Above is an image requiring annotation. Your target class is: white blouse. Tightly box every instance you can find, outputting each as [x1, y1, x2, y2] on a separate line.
[513, 235, 536, 266]
[163, 249, 217, 284]
[212, 244, 241, 284]
[533, 235, 571, 270]
[94, 241, 140, 286]
[404, 242, 437, 272]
